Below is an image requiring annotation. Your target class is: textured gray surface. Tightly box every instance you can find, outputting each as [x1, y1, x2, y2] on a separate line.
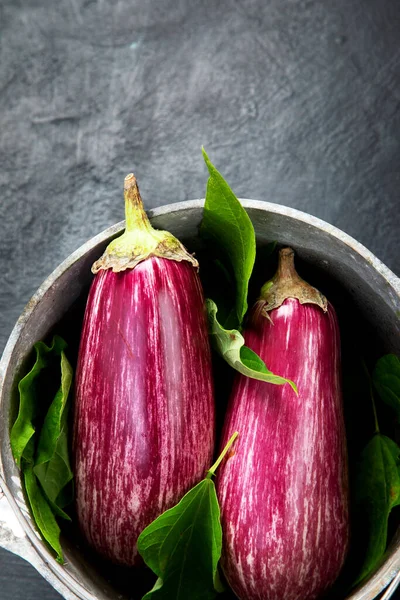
[0, 0, 399, 598]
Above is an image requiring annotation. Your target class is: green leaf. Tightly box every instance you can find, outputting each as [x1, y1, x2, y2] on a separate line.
[34, 350, 73, 520]
[200, 148, 256, 326]
[353, 434, 400, 585]
[373, 354, 400, 422]
[10, 336, 67, 468]
[23, 462, 64, 563]
[138, 433, 239, 600]
[11, 335, 73, 563]
[199, 152, 292, 391]
[207, 299, 297, 393]
[139, 478, 221, 600]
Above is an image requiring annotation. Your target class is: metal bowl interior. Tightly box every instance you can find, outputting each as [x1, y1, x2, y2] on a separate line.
[1, 200, 400, 600]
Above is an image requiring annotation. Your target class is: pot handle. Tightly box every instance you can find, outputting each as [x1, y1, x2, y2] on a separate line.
[0, 476, 34, 562]
[0, 478, 83, 600]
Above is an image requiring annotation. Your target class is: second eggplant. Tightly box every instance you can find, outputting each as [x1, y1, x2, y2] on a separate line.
[216, 248, 349, 600]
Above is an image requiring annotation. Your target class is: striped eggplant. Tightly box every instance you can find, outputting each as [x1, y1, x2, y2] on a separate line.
[217, 248, 349, 600]
[73, 174, 215, 566]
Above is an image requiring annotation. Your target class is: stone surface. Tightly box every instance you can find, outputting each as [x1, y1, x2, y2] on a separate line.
[0, 0, 399, 598]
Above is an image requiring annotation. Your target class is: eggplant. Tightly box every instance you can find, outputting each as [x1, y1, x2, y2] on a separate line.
[73, 174, 215, 566]
[216, 248, 349, 600]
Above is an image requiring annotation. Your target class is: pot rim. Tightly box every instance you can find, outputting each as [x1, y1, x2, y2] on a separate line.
[1, 198, 399, 600]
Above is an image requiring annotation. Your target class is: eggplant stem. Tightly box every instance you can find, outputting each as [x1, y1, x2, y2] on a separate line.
[259, 247, 328, 314]
[124, 174, 153, 234]
[91, 174, 198, 273]
[207, 432, 239, 478]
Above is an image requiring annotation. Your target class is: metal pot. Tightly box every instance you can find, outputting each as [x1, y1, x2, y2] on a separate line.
[1, 200, 400, 600]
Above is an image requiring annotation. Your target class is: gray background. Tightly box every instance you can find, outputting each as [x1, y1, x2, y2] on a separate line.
[1, 0, 399, 598]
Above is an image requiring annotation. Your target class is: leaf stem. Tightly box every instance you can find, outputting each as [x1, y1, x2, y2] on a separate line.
[362, 360, 380, 434]
[207, 432, 239, 478]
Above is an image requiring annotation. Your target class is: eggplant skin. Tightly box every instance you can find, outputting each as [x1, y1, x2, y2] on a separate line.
[73, 257, 215, 566]
[217, 298, 349, 600]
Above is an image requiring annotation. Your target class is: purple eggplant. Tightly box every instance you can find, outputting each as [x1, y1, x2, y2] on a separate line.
[217, 248, 349, 600]
[73, 174, 215, 566]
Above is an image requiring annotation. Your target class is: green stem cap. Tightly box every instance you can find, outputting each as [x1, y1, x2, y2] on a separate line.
[92, 173, 198, 274]
[259, 247, 327, 315]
